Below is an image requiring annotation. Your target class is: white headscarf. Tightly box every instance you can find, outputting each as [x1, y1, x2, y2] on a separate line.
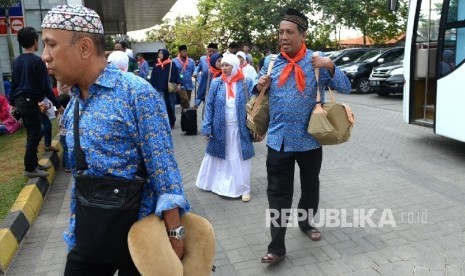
[108, 51, 129, 72]
[221, 53, 240, 77]
[126, 48, 134, 58]
[236, 51, 247, 62]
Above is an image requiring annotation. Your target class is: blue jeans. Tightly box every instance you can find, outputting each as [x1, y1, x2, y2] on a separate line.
[41, 113, 52, 147]
[60, 135, 70, 170]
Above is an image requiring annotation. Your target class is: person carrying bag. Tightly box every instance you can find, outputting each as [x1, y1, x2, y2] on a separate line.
[72, 99, 147, 263]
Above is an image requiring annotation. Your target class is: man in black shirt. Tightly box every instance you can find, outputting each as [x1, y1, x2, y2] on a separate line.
[10, 27, 63, 178]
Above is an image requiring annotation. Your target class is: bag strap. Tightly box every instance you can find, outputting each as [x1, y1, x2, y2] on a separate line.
[314, 52, 335, 104]
[73, 99, 88, 171]
[73, 98, 147, 177]
[168, 61, 172, 87]
[251, 54, 277, 117]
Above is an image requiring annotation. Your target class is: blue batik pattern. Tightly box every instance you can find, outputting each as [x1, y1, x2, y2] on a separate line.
[202, 77, 255, 160]
[62, 64, 190, 249]
[255, 50, 351, 152]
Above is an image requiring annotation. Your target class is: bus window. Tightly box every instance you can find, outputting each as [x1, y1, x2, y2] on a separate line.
[446, 0, 465, 22]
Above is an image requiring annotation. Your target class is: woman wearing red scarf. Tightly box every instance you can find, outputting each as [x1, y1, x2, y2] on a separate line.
[195, 54, 255, 202]
[255, 8, 351, 264]
[149, 48, 182, 128]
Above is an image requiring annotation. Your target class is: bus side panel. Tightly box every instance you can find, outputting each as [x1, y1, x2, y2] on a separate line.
[436, 65, 465, 142]
[403, 0, 418, 124]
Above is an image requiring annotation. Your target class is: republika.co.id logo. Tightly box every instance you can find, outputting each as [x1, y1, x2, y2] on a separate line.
[265, 208, 428, 228]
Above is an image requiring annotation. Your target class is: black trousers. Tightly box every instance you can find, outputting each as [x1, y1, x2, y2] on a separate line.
[14, 96, 42, 172]
[266, 145, 322, 256]
[162, 90, 175, 127]
[64, 247, 140, 276]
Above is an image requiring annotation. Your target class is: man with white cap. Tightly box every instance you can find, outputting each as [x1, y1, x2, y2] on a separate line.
[41, 5, 190, 274]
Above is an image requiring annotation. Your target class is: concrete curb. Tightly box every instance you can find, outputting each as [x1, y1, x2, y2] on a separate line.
[0, 136, 63, 274]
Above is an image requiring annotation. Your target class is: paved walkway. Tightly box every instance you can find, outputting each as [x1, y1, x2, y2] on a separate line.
[6, 93, 465, 275]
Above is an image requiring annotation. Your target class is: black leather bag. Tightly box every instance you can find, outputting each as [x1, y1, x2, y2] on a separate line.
[74, 174, 145, 262]
[72, 99, 147, 262]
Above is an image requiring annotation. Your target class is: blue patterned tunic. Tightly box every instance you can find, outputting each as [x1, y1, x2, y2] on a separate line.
[62, 64, 190, 249]
[173, 56, 196, 91]
[256, 50, 351, 152]
[202, 77, 255, 160]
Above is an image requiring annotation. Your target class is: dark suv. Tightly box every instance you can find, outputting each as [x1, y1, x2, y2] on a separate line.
[331, 48, 374, 66]
[369, 54, 404, 96]
[339, 47, 404, 93]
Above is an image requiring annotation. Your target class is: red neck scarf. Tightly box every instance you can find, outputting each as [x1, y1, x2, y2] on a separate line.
[278, 42, 307, 93]
[156, 58, 171, 69]
[177, 55, 189, 72]
[209, 66, 222, 78]
[221, 70, 244, 99]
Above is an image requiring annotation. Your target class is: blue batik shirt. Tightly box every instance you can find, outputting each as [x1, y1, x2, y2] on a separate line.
[173, 56, 196, 90]
[62, 64, 190, 249]
[256, 50, 351, 152]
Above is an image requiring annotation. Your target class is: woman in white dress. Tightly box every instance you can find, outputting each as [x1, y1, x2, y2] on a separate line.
[196, 54, 255, 202]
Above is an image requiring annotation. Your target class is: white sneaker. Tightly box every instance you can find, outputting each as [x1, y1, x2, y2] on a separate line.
[241, 194, 251, 202]
[23, 168, 49, 178]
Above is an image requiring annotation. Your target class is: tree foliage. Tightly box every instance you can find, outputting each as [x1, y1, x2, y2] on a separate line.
[313, 0, 408, 45]
[142, 0, 408, 58]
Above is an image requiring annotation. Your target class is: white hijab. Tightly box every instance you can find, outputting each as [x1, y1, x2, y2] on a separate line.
[221, 53, 240, 79]
[108, 51, 129, 72]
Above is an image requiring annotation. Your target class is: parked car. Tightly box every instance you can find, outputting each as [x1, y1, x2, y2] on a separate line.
[369, 55, 405, 96]
[339, 47, 404, 93]
[331, 48, 374, 66]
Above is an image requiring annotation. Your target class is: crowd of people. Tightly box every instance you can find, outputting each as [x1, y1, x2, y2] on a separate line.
[4, 3, 352, 274]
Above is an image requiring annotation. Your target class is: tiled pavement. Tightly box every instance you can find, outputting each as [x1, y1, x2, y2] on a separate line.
[5, 93, 465, 275]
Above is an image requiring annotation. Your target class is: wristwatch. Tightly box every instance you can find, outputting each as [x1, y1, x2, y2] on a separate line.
[167, 225, 185, 240]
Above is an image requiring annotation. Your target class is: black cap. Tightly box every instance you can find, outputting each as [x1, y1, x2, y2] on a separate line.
[207, 43, 218, 49]
[178, 45, 187, 51]
[282, 8, 308, 30]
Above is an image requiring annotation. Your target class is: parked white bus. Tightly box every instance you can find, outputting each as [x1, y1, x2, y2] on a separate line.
[392, 0, 465, 142]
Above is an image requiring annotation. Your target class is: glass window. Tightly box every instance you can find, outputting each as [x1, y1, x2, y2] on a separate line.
[416, 0, 442, 42]
[447, 0, 465, 22]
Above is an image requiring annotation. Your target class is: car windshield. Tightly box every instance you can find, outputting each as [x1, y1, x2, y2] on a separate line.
[327, 50, 342, 59]
[353, 49, 384, 63]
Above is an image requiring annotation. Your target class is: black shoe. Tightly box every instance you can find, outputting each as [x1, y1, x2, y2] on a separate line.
[23, 169, 49, 178]
[37, 164, 51, 170]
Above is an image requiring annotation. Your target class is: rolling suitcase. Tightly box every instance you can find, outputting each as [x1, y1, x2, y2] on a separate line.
[181, 108, 197, 135]
[181, 79, 198, 135]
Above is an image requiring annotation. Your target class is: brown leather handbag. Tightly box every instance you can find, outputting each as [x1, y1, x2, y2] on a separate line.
[246, 55, 277, 136]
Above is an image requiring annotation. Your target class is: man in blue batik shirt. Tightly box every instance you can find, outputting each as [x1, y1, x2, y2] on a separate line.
[173, 44, 196, 103]
[41, 5, 190, 275]
[255, 8, 351, 264]
[193, 43, 218, 107]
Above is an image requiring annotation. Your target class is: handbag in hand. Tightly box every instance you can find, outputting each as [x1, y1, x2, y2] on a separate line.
[246, 54, 277, 136]
[307, 54, 355, 145]
[72, 99, 147, 262]
[168, 62, 177, 93]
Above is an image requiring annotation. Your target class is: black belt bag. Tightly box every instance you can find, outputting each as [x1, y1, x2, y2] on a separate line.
[74, 175, 145, 262]
[72, 99, 148, 263]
